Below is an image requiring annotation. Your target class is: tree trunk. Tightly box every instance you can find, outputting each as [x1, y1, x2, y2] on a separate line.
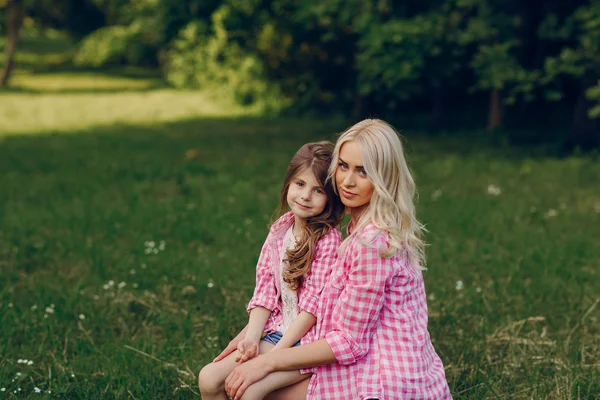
[487, 88, 503, 131]
[1, 0, 25, 88]
[566, 70, 600, 151]
[429, 85, 446, 132]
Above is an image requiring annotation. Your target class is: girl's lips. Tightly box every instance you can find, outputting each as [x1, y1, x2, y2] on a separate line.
[295, 202, 310, 210]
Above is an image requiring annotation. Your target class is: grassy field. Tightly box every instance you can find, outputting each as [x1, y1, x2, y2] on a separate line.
[0, 35, 599, 399]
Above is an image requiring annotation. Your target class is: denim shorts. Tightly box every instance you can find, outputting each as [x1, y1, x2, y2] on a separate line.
[261, 331, 301, 347]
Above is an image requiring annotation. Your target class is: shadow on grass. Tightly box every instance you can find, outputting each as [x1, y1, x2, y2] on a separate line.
[0, 81, 170, 95]
[0, 114, 591, 164]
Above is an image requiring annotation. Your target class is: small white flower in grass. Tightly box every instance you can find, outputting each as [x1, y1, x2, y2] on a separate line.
[428, 293, 436, 301]
[34, 387, 41, 393]
[27, 360, 33, 365]
[45, 307, 54, 314]
[133, 283, 139, 288]
[545, 209, 558, 218]
[476, 287, 482, 293]
[31, 305, 38, 311]
[50, 304, 55, 308]
[207, 282, 214, 288]
[141, 263, 147, 269]
[8, 303, 13, 308]
[15, 372, 21, 377]
[159, 241, 166, 251]
[0, 388, 5, 392]
[79, 314, 85, 320]
[71, 373, 75, 378]
[103, 284, 109, 290]
[431, 189, 443, 200]
[144, 248, 152, 255]
[130, 269, 136, 275]
[487, 185, 501, 196]
[455, 280, 464, 291]
[108, 280, 114, 287]
[118, 282, 126, 289]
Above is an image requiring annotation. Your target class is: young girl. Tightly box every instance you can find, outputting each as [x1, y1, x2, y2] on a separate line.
[198, 141, 344, 400]
[224, 119, 452, 399]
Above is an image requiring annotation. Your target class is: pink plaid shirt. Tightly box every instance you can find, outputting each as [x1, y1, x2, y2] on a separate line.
[246, 212, 342, 345]
[306, 223, 452, 399]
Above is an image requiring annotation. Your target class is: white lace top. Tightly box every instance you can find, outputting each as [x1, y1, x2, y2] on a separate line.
[278, 226, 300, 333]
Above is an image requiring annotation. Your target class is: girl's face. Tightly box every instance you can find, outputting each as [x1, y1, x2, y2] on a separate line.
[335, 141, 375, 212]
[286, 167, 328, 220]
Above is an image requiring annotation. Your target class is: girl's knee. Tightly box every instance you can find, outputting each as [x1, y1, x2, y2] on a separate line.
[198, 363, 224, 395]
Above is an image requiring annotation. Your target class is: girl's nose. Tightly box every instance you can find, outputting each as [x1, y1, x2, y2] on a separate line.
[301, 189, 311, 201]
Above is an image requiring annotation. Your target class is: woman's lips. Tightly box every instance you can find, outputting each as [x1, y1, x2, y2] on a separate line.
[340, 189, 357, 199]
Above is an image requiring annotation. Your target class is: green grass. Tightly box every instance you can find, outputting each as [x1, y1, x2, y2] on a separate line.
[0, 35, 599, 399]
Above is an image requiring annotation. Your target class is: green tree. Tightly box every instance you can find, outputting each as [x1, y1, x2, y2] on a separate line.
[540, 1, 600, 149]
[0, 0, 104, 87]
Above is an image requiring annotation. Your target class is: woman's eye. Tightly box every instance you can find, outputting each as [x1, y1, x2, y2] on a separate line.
[338, 163, 348, 170]
[358, 169, 367, 176]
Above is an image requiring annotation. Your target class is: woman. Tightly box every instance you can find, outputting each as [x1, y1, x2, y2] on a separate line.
[223, 119, 452, 400]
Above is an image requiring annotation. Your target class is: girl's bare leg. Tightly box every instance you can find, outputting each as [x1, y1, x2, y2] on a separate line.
[264, 378, 309, 400]
[198, 351, 239, 400]
[238, 342, 310, 400]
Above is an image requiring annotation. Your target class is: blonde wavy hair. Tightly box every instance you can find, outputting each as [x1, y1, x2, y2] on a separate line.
[329, 119, 426, 269]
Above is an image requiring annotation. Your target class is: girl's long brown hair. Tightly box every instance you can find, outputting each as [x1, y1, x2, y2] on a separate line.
[277, 141, 344, 290]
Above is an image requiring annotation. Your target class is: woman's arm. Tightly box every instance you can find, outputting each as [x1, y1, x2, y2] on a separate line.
[225, 338, 336, 400]
[270, 311, 316, 351]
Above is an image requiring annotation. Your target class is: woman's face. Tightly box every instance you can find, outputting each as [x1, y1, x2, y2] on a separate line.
[335, 141, 375, 212]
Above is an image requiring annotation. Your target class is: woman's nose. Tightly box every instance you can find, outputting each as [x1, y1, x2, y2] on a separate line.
[343, 172, 354, 187]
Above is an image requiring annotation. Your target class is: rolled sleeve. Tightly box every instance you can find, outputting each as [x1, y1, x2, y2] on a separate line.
[327, 234, 392, 365]
[298, 229, 342, 316]
[246, 238, 278, 313]
[325, 329, 363, 365]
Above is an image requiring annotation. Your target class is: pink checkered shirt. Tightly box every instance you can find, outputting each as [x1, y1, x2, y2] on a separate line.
[246, 212, 342, 345]
[306, 223, 452, 399]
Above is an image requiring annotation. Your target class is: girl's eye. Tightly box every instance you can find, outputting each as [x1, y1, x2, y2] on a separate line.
[314, 188, 324, 194]
[296, 181, 304, 187]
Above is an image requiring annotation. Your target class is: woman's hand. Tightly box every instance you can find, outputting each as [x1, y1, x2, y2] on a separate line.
[235, 338, 260, 363]
[225, 355, 271, 400]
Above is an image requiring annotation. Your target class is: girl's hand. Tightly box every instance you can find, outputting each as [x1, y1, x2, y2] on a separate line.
[213, 337, 242, 362]
[225, 355, 270, 400]
[213, 325, 249, 362]
[235, 338, 259, 363]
